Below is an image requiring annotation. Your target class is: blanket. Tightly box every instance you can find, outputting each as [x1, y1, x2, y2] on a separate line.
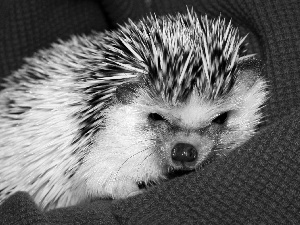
[0, 0, 299, 224]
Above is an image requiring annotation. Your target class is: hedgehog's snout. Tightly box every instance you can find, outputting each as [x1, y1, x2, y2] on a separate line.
[171, 142, 198, 167]
[166, 142, 198, 180]
[138, 143, 198, 190]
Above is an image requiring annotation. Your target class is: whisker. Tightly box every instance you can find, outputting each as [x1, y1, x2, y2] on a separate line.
[140, 151, 154, 165]
[136, 150, 155, 180]
[138, 139, 159, 167]
[109, 138, 156, 182]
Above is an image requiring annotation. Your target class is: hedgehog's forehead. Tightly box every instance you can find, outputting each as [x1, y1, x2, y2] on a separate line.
[136, 87, 224, 128]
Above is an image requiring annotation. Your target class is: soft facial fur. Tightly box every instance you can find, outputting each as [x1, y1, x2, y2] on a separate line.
[0, 10, 268, 210]
[76, 75, 266, 199]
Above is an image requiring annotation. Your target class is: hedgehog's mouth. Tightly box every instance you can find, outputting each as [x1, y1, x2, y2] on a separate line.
[137, 167, 195, 190]
[167, 168, 195, 179]
[137, 153, 217, 190]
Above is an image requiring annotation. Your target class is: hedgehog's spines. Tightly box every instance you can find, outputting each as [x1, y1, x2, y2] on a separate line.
[95, 10, 249, 106]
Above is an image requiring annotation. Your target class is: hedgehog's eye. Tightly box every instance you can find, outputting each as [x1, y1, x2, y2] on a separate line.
[212, 112, 228, 124]
[148, 113, 165, 121]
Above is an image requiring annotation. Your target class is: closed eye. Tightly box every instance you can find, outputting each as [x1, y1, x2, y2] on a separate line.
[212, 112, 228, 124]
[148, 113, 166, 121]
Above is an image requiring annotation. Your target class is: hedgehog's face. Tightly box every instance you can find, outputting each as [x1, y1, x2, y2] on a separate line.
[76, 67, 267, 199]
[113, 69, 266, 178]
[77, 62, 267, 200]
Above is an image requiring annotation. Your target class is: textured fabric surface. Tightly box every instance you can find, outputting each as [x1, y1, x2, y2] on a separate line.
[0, 192, 48, 225]
[0, 0, 108, 83]
[0, 192, 118, 225]
[0, 0, 299, 224]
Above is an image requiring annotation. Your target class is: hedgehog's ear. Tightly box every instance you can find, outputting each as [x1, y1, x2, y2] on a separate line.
[236, 58, 263, 89]
[116, 81, 141, 104]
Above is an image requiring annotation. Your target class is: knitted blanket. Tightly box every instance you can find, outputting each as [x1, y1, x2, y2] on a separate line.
[0, 0, 299, 224]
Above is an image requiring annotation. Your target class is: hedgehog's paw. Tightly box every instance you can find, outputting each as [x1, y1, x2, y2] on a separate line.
[110, 180, 144, 199]
[126, 190, 144, 198]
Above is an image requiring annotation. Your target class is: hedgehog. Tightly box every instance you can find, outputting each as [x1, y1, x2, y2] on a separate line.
[0, 9, 268, 211]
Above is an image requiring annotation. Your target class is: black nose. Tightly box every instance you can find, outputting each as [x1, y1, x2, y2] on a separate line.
[171, 143, 198, 163]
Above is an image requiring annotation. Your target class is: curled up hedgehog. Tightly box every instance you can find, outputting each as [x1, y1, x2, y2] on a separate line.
[0, 10, 268, 210]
